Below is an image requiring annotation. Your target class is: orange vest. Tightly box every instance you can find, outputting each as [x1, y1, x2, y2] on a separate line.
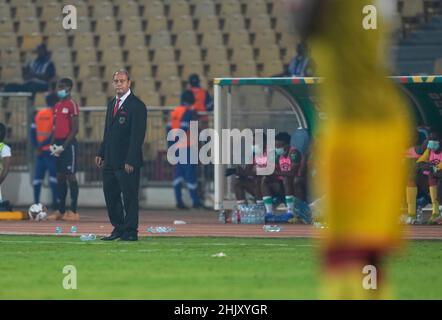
[170, 106, 193, 148]
[35, 108, 53, 151]
[191, 87, 209, 123]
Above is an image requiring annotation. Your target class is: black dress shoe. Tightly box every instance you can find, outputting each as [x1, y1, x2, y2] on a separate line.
[120, 234, 138, 241]
[101, 234, 121, 241]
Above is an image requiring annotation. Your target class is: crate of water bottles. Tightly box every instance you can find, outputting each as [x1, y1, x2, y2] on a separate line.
[231, 203, 266, 224]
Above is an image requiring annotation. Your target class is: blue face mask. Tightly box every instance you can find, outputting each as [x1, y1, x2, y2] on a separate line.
[57, 89, 68, 99]
[252, 145, 262, 154]
[275, 147, 285, 156]
[428, 140, 440, 150]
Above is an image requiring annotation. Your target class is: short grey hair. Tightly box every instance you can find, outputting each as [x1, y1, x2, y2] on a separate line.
[112, 69, 130, 81]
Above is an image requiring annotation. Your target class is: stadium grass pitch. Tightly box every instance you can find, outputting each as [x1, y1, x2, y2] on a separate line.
[0, 235, 441, 299]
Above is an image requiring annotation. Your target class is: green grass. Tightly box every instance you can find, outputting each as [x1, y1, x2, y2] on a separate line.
[0, 235, 441, 299]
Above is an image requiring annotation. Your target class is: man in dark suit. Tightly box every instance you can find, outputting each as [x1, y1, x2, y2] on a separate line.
[95, 70, 147, 241]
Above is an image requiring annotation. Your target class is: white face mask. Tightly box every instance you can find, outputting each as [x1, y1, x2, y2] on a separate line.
[428, 140, 440, 150]
[275, 147, 285, 156]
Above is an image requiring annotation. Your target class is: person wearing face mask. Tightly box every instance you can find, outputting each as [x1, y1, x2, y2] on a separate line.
[262, 132, 304, 223]
[415, 132, 442, 224]
[46, 78, 80, 222]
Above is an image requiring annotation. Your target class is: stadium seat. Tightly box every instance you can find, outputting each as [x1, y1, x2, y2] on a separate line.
[275, 16, 291, 33]
[233, 60, 257, 77]
[40, 2, 62, 20]
[171, 15, 194, 33]
[402, 0, 425, 17]
[181, 61, 205, 80]
[0, 3, 11, 19]
[201, 29, 224, 48]
[227, 29, 250, 48]
[178, 45, 202, 64]
[155, 62, 178, 78]
[95, 16, 117, 33]
[117, 1, 140, 17]
[245, 0, 268, 17]
[164, 91, 181, 106]
[223, 14, 246, 32]
[175, 30, 198, 49]
[193, 0, 216, 18]
[152, 46, 176, 65]
[69, 16, 91, 33]
[207, 60, 232, 79]
[80, 77, 103, 96]
[77, 62, 101, 81]
[149, 31, 172, 49]
[139, 91, 160, 106]
[91, 1, 114, 18]
[279, 32, 300, 50]
[133, 76, 156, 93]
[231, 44, 255, 63]
[104, 62, 126, 80]
[52, 47, 72, 65]
[205, 45, 228, 64]
[283, 46, 296, 64]
[120, 16, 142, 34]
[17, 17, 40, 35]
[0, 63, 22, 83]
[127, 45, 149, 65]
[220, 0, 243, 17]
[160, 76, 182, 95]
[100, 46, 123, 65]
[61, 0, 89, 18]
[20, 33, 43, 51]
[0, 17, 13, 34]
[0, 33, 16, 48]
[146, 15, 169, 33]
[257, 44, 281, 64]
[33, 92, 47, 108]
[14, 3, 37, 20]
[57, 63, 75, 79]
[98, 32, 120, 50]
[43, 17, 64, 34]
[249, 14, 272, 34]
[254, 29, 276, 48]
[86, 92, 108, 106]
[76, 47, 97, 65]
[130, 62, 153, 80]
[46, 32, 68, 51]
[73, 33, 95, 50]
[261, 59, 284, 76]
[169, 0, 191, 18]
[124, 32, 146, 48]
[142, 1, 164, 18]
[0, 47, 20, 64]
[197, 15, 220, 33]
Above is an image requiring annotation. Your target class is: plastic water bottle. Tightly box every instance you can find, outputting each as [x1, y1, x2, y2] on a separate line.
[80, 234, 96, 241]
[416, 207, 424, 225]
[218, 205, 226, 224]
[70, 226, 78, 234]
[55, 226, 62, 235]
[263, 225, 282, 232]
[146, 226, 176, 233]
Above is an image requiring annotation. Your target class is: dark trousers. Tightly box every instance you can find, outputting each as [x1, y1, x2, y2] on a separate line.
[103, 167, 140, 236]
[4, 81, 49, 93]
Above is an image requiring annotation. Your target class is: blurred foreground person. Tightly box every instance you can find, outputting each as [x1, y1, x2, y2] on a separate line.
[289, 0, 413, 299]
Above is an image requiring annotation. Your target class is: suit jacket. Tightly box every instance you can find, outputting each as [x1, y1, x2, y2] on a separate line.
[98, 92, 147, 169]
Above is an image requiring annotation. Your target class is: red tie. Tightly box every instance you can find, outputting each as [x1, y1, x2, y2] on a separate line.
[113, 98, 121, 117]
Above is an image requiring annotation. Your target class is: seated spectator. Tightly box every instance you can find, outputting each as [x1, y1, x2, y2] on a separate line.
[287, 42, 314, 77]
[187, 74, 213, 130]
[4, 44, 56, 96]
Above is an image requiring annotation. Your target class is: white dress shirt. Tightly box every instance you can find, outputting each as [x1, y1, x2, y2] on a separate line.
[115, 89, 131, 109]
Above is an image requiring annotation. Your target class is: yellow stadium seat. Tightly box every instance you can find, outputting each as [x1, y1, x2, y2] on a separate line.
[91, 1, 114, 18]
[261, 59, 284, 76]
[178, 45, 202, 64]
[175, 30, 198, 49]
[43, 17, 64, 34]
[0, 17, 13, 33]
[227, 29, 250, 48]
[220, 0, 242, 17]
[197, 15, 220, 33]
[118, 1, 139, 17]
[127, 46, 149, 65]
[275, 16, 291, 33]
[193, 0, 216, 18]
[283, 46, 296, 64]
[40, 2, 62, 20]
[14, 3, 37, 20]
[207, 60, 232, 80]
[77, 62, 101, 81]
[34, 92, 47, 108]
[149, 30, 171, 49]
[231, 44, 255, 63]
[205, 45, 228, 64]
[57, 63, 75, 79]
[139, 91, 160, 106]
[130, 62, 153, 80]
[233, 60, 257, 77]
[98, 32, 120, 50]
[95, 16, 116, 33]
[182, 61, 205, 80]
[66, 16, 91, 34]
[245, 0, 268, 17]
[1, 63, 23, 83]
[120, 16, 142, 34]
[169, 0, 190, 18]
[152, 46, 176, 65]
[0, 47, 20, 64]
[86, 93, 107, 106]
[124, 32, 146, 48]
[171, 15, 194, 33]
[155, 62, 178, 78]
[142, 1, 164, 18]
[254, 29, 276, 48]
[257, 44, 281, 64]
[164, 91, 181, 106]
[76, 47, 97, 65]
[249, 14, 272, 33]
[0, 33, 17, 48]
[279, 32, 300, 50]
[160, 76, 182, 96]
[17, 17, 40, 35]
[402, 0, 424, 17]
[73, 33, 95, 50]
[146, 15, 168, 33]
[100, 46, 123, 65]
[52, 47, 72, 65]
[223, 14, 245, 32]
[132, 76, 156, 93]
[20, 33, 43, 52]
[46, 32, 68, 51]
[0, 3, 11, 19]
[201, 29, 224, 48]
[80, 77, 103, 96]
